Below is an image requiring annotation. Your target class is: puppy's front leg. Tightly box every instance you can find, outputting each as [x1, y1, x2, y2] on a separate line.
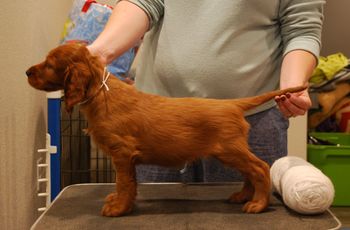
[102, 159, 136, 217]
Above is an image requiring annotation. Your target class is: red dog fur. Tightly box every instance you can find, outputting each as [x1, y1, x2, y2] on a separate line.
[26, 43, 307, 216]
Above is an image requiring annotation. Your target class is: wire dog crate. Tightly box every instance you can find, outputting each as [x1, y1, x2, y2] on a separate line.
[60, 99, 116, 189]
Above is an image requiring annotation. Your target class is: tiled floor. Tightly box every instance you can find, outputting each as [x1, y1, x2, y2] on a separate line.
[331, 207, 350, 228]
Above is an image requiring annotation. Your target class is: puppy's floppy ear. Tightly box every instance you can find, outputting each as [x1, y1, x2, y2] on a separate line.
[63, 63, 91, 113]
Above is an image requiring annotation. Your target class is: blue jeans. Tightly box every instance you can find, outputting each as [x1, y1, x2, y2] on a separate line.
[136, 107, 289, 182]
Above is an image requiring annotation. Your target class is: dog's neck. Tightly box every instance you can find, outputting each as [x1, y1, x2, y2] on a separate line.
[78, 67, 111, 106]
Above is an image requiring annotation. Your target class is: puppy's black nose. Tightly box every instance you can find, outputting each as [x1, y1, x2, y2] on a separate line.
[26, 69, 32, 77]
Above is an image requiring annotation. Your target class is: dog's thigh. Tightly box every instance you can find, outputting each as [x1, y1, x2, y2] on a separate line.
[201, 107, 288, 182]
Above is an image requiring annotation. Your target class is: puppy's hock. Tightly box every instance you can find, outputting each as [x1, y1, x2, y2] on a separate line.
[26, 43, 306, 217]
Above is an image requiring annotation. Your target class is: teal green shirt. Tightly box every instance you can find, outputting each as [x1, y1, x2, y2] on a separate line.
[124, 0, 324, 114]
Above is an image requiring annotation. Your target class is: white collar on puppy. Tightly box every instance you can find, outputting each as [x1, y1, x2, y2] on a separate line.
[78, 67, 110, 106]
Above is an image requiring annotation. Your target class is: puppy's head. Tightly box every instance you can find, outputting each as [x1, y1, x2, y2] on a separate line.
[26, 43, 102, 113]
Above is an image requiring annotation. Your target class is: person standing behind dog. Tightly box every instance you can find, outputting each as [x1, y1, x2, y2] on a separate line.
[87, 0, 325, 182]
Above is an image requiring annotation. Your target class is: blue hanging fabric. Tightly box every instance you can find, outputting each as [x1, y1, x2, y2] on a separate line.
[61, 0, 135, 81]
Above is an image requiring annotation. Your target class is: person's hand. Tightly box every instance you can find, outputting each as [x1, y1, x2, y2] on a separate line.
[275, 89, 311, 118]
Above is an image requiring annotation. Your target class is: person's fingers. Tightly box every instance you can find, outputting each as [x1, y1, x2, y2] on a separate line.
[280, 94, 307, 116]
[275, 96, 293, 118]
[275, 92, 311, 118]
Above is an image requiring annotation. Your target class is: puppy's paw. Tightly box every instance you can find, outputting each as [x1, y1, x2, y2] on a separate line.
[101, 202, 133, 217]
[242, 200, 267, 214]
[105, 192, 118, 202]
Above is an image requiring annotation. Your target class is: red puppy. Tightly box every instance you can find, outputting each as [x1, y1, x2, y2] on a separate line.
[26, 43, 307, 216]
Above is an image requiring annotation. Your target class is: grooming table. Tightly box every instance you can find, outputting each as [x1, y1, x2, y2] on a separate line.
[31, 183, 341, 230]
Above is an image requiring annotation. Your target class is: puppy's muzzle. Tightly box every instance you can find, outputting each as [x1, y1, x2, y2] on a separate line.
[25, 68, 34, 77]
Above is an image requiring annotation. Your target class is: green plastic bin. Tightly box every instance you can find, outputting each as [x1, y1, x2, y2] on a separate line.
[307, 132, 350, 206]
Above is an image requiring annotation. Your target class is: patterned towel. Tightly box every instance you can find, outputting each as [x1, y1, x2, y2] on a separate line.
[61, 0, 135, 80]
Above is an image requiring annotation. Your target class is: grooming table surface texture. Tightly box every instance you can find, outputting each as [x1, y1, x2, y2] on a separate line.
[31, 183, 341, 230]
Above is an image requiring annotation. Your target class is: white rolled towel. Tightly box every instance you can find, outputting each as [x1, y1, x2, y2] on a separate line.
[270, 156, 334, 214]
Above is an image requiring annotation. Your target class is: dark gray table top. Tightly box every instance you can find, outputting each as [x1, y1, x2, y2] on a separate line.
[31, 183, 341, 230]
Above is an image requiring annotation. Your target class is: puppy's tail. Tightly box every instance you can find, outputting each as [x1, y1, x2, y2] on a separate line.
[234, 85, 308, 111]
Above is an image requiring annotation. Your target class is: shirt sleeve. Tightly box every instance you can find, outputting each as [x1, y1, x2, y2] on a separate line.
[279, 0, 325, 58]
[117, 0, 164, 30]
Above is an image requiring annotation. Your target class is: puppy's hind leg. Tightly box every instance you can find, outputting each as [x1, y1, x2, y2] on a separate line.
[216, 139, 270, 213]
